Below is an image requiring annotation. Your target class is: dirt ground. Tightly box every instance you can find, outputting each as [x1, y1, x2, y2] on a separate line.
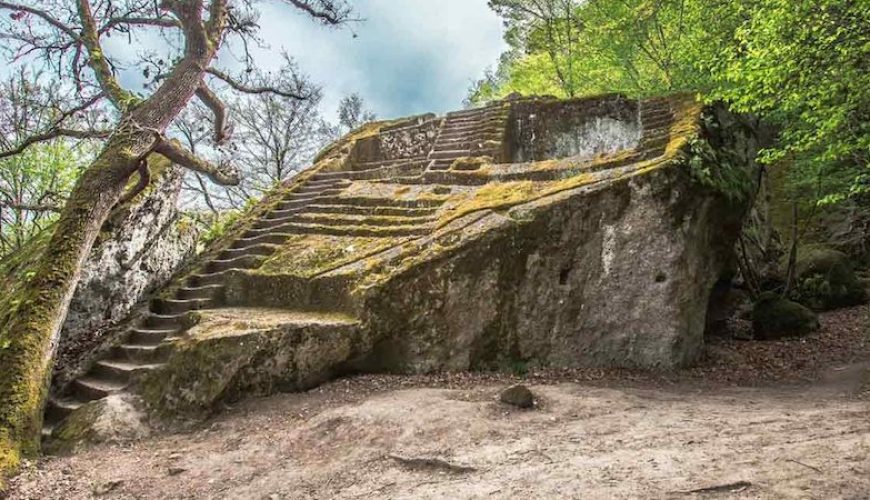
[7, 306, 870, 500]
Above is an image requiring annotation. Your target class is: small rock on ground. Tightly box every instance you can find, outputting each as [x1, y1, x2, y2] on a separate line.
[499, 384, 535, 408]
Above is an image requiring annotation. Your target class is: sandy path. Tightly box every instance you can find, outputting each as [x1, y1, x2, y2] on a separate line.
[8, 372, 870, 500]
[7, 305, 870, 499]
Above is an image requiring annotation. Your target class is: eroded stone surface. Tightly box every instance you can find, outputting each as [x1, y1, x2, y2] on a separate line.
[45, 93, 763, 428]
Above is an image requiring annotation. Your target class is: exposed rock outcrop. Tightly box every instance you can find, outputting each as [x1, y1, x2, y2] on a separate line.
[44, 93, 764, 430]
[54, 160, 198, 388]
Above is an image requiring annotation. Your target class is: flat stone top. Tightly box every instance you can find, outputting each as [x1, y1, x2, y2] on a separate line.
[191, 308, 360, 340]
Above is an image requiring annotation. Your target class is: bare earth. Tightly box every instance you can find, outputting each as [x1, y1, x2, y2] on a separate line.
[8, 306, 870, 500]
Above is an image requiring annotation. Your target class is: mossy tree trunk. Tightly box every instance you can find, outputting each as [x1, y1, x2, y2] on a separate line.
[0, 23, 225, 487]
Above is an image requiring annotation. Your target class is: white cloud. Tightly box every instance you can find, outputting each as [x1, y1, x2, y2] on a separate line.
[251, 0, 507, 118]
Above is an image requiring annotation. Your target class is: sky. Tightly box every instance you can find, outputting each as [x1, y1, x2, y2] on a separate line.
[2, 1, 507, 121]
[242, 0, 507, 119]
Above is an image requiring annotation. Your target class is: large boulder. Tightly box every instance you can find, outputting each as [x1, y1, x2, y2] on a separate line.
[43, 395, 151, 454]
[752, 292, 820, 340]
[790, 245, 867, 310]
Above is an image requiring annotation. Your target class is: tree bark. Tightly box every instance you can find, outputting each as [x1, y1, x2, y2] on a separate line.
[0, 141, 137, 483]
[0, 32, 222, 487]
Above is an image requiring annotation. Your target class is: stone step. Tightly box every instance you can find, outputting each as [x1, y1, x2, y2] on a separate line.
[436, 130, 503, 142]
[143, 313, 187, 330]
[152, 297, 217, 315]
[277, 195, 338, 211]
[113, 343, 172, 364]
[446, 112, 507, 124]
[286, 188, 345, 201]
[73, 376, 127, 401]
[429, 149, 472, 160]
[640, 108, 674, 122]
[301, 179, 349, 191]
[446, 106, 501, 119]
[187, 270, 232, 287]
[639, 134, 670, 151]
[311, 196, 446, 209]
[128, 327, 178, 345]
[92, 359, 164, 383]
[642, 115, 673, 129]
[261, 222, 429, 238]
[44, 397, 84, 424]
[298, 204, 438, 218]
[311, 161, 428, 182]
[293, 180, 350, 194]
[351, 157, 428, 171]
[175, 284, 225, 301]
[289, 213, 436, 228]
[230, 232, 294, 249]
[440, 121, 505, 135]
[205, 254, 267, 273]
[218, 243, 280, 260]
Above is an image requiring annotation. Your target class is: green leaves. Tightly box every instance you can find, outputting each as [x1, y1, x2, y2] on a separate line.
[475, 0, 868, 208]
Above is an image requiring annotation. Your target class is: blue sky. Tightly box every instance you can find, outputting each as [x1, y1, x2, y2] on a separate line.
[3, 1, 507, 120]
[242, 0, 507, 119]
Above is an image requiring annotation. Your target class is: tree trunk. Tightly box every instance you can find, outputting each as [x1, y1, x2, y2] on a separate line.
[0, 140, 140, 486]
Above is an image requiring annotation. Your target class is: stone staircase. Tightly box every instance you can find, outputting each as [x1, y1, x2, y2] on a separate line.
[44, 93, 699, 435]
[426, 103, 510, 171]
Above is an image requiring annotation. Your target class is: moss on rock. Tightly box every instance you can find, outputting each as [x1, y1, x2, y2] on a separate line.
[752, 292, 820, 340]
[791, 245, 867, 310]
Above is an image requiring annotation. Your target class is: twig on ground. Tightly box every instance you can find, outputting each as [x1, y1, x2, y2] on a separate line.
[673, 481, 753, 495]
[786, 458, 823, 473]
[387, 454, 477, 474]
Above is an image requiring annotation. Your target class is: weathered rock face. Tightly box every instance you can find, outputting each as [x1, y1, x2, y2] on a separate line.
[54, 162, 198, 388]
[45, 93, 763, 430]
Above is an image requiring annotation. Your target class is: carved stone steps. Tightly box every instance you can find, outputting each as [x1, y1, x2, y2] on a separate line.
[127, 327, 178, 345]
[294, 180, 350, 194]
[218, 243, 280, 261]
[152, 297, 217, 315]
[230, 232, 295, 249]
[44, 397, 84, 425]
[429, 149, 473, 160]
[446, 106, 502, 119]
[440, 122, 505, 135]
[113, 342, 173, 364]
[287, 213, 436, 228]
[296, 204, 438, 218]
[92, 359, 164, 384]
[175, 284, 225, 301]
[351, 157, 428, 171]
[642, 115, 674, 129]
[311, 160, 428, 182]
[73, 376, 128, 401]
[187, 270, 233, 287]
[286, 188, 345, 201]
[254, 221, 429, 238]
[144, 313, 187, 330]
[206, 254, 267, 274]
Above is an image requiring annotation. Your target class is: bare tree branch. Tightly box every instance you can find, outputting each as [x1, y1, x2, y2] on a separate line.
[0, 128, 111, 160]
[282, 0, 354, 25]
[205, 68, 310, 100]
[154, 137, 240, 186]
[195, 83, 230, 145]
[0, 1, 80, 40]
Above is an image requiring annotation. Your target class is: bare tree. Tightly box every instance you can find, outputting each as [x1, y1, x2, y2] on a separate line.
[337, 92, 377, 133]
[175, 58, 333, 218]
[0, 0, 354, 483]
